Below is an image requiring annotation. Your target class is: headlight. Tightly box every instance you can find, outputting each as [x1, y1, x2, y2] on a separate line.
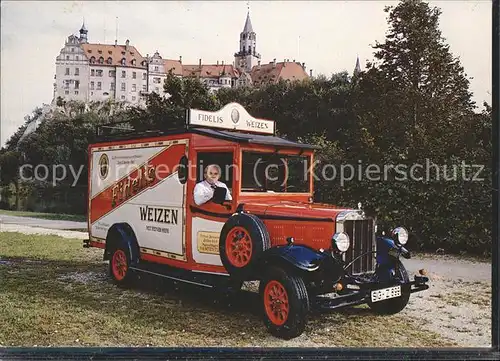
[332, 232, 350, 252]
[392, 227, 408, 245]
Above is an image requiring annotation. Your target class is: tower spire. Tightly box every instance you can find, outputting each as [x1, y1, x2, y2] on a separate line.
[354, 55, 361, 75]
[79, 18, 88, 43]
[243, 11, 253, 33]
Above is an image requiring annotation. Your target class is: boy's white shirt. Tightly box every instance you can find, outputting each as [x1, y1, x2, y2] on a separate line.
[193, 180, 232, 205]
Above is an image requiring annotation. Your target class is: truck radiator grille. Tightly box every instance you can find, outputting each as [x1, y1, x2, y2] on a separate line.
[343, 219, 376, 274]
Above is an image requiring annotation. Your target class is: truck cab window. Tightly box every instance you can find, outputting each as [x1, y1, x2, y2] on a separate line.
[196, 152, 234, 191]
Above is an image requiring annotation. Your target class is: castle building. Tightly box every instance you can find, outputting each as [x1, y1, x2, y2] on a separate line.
[53, 12, 314, 104]
[54, 23, 148, 105]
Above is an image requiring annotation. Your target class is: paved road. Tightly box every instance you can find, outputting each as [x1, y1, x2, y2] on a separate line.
[0, 214, 87, 230]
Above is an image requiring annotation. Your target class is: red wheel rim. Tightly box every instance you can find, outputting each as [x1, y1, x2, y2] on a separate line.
[112, 249, 127, 281]
[225, 226, 253, 268]
[263, 280, 289, 326]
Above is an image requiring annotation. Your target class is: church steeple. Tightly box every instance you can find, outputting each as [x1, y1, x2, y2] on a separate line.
[79, 20, 88, 44]
[234, 10, 260, 73]
[243, 12, 253, 33]
[353, 56, 361, 76]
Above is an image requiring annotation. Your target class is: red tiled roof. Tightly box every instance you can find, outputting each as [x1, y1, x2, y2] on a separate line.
[250, 61, 308, 86]
[81, 43, 147, 68]
[163, 59, 183, 76]
[182, 64, 240, 78]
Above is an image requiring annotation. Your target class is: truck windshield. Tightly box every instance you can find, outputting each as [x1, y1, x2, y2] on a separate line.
[241, 151, 310, 193]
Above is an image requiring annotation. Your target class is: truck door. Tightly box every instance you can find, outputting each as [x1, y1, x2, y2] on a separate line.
[189, 150, 235, 266]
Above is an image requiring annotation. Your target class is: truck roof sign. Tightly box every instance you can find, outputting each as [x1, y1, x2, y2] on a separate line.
[187, 102, 275, 135]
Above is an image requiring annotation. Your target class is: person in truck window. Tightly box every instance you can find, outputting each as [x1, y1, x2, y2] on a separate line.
[194, 164, 232, 205]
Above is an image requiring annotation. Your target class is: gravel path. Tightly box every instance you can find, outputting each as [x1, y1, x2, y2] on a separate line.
[402, 255, 491, 347]
[0, 223, 89, 239]
[0, 214, 86, 230]
[0, 223, 492, 347]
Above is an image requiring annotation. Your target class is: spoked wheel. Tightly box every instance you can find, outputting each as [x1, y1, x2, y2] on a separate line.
[225, 226, 253, 268]
[263, 280, 290, 326]
[219, 213, 270, 279]
[259, 267, 309, 340]
[109, 246, 135, 286]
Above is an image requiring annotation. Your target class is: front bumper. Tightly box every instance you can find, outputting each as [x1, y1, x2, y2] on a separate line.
[311, 275, 429, 312]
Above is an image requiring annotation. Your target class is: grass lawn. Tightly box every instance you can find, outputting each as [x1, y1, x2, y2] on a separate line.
[0, 210, 86, 223]
[0, 232, 456, 348]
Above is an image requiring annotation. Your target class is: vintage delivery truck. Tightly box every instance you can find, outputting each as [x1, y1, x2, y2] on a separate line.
[85, 103, 429, 339]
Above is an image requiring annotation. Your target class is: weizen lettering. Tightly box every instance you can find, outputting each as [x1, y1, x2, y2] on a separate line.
[140, 206, 179, 225]
[246, 120, 269, 129]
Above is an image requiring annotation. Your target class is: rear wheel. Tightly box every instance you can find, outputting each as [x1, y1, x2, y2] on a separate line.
[259, 267, 309, 340]
[368, 259, 410, 315]
[109, 246, 135, 286]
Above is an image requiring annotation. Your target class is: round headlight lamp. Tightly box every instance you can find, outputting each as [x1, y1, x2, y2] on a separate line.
[332, 232, 350, 252]
[392, 227, 409, 245]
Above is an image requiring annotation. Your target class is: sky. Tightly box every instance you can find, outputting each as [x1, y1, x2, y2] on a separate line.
[0, 0, 492, 148]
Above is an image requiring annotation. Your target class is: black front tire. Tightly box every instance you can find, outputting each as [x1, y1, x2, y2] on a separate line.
[259, 267, 310, 340]
[368, 259, 411, 315]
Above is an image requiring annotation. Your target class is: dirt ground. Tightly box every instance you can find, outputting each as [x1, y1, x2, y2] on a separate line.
[0, 227, 493, 348]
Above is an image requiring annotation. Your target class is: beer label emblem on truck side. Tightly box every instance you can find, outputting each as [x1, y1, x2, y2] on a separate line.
[98, 153, 109, 180]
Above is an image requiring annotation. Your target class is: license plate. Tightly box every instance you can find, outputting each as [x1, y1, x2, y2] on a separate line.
[371, 286, 401, 303]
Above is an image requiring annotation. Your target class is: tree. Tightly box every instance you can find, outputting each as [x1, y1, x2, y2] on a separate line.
[348, 0, 491, 254]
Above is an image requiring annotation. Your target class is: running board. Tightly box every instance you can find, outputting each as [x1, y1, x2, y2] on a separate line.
[130, 267, 214, 288]
[129, 262, 230, 289]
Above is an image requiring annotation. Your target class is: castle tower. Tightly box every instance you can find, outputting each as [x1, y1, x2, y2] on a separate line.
[234, 12, 260, 73]
[79, 21, 88, 44]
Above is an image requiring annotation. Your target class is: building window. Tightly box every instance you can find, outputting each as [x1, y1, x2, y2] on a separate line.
[98, 50, 102, 54]
[131, 59, 136, 66]
[90, 81, 94, 90]
[132, 84, 136, 92]
[76, 56, 79, 60]
[75, 68, 79, 76]
[75, 80, 80, 89]
[155, 87, 159, 92]
[142, 73, 146, 80]
[97, 82, 102, 90]
[107, 57, 112, 64]
[66, 56, 70, 60]
[65, 68, 70, 75]
[153, 77, 160, 84]
[154, 66, 159, 71]
[121, 71, 126, 78]
[65, 90, 69, 95]
[132, 96, 136, 101]
[121, 83, 126, 91]
[75, 90, 79, 95]
[96, 70, 103, 77]
[110, 83, 115, 91]
[121, 95, 125, 100]
[132, 72, 136, 79]
[91, 69, 95, 76]
[109, 70, 116, 77]
[71, 48, 75, 52]
[142, 85, 147, 92]
[90, 56, 95, 64]
[64, 80, 70, 89]
[121, 58, 126, 65]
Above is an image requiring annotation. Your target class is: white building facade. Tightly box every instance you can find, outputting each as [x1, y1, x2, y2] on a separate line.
[53, 24, 147, 106]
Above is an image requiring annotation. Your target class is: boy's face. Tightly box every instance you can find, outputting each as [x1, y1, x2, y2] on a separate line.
[205, 166, 220, 184]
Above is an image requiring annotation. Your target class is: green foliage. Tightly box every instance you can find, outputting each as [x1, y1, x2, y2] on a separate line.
[0, 0, 491, 255]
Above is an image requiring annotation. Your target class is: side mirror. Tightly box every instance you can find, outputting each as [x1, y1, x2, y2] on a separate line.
[212, 187, 227, 204]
